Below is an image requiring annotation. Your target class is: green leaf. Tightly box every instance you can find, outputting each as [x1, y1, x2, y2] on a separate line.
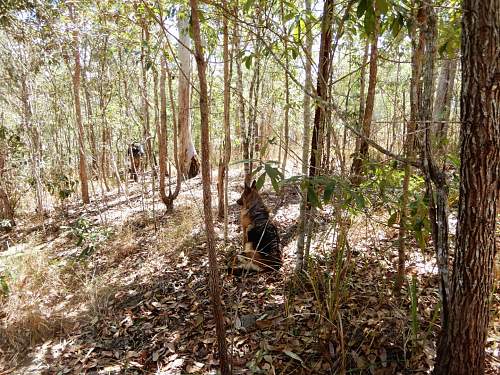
[375, 0, 389, 14]
[364, 7, 375, 36]
[265, 163, 281, 192]
[391, 16, 402, 37]
[264, 163, 280, 180]
[414, 229, 426, 250]
[307, 185, 322, 209]
[243, 55, 253, 69]
[270, 175, 280, 192]
[356, 0, 368, 18]
[251, 165, 263, 176]
[243, 0, 255, 14]
[256, 172, 266, 190]
[283, 11, 296, 23]
[387, 211, 398, 227]
[354, 193, 366, 210]
[323, 181, 335, 203]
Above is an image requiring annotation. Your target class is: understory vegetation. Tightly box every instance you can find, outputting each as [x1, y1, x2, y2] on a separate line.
[0, 0, 498, 374]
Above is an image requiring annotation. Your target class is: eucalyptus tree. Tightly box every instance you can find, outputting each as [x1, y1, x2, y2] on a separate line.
[432, 7, 460, 155]
[190, 0, 230, 373]
[295, 0, 313, 272]
[217, 1, 232, 235]
[177, 8, 199, 179]
[350, 1, 380, 182]
[68, 2, 90, 204]
[434, 0, 499, 372]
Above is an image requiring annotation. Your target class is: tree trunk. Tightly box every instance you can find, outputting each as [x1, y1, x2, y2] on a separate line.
[349, 41, 369, 176]
[189, 0, 230, 373]
[153, 54, 160, 173]
[358, 43, 369, 130]
[350, 15, 379, 182]
[98, 35, 111, 192]
[217, 5, 232, 234]
[140, 21, 154, 171]
[177, 12, 200, 179]
[158, 54, 169, 208]
[296, 0, 313, 273]
[246, 6, 263, 181]
[163, 57, 182, 211]
[396, 14, 424, 291]
[0, 132, 15, 227]
[20, 75, 45, 215]
[309, 0, 334, 179]
[81, 58, 98, 176]
[280, 0, 290, 177]
[69, 4, 90, 204]
[433, 58, 457, 153]
[434, 0, 499, 373]
[235, 23, 249, 182]
[418, 3, 452, 335]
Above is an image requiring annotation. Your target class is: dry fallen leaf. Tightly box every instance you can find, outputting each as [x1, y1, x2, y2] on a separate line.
[186, 361, 204, 373]
[283, 349, 303, 363]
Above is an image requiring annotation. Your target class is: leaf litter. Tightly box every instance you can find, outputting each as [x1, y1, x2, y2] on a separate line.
[0, 169, 498, 374]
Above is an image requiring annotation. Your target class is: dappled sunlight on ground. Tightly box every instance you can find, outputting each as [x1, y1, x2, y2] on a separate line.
[0, 167, 498, 374]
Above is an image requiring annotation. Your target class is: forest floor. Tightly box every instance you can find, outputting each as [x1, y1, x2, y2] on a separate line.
[0, 168, 499, 374]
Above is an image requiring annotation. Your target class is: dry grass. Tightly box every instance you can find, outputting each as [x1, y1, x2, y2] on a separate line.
[1, 202, 203, 357]
[0, 226, 113, 364]
[0, 251, 72, 354]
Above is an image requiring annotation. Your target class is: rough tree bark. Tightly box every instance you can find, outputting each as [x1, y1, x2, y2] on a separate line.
[189, 1, 230, 373]
[0, 131, 15, 227]
[434, 0, 499, 373]
[158, 54, 169, 208]
[81, 54, 98, 176]
[97, 34, 111, 191]
[280, 0, 290, 177]
[140, 19, 155, 170]
[234, 14, 250, 182]
[396, 9, 424, 291]
[418, 3, 452, 333]
[295, 0, 313, 273]
[69, 3, 90, 204]
[309, 0, 334, 178]
[165, 59, 183, 210]
[433, 58, 457, 153]
[247, 10, 262, 182]
[177, 12, 200, 179]
[217, 5, 231, 223]
[350, 12, 379, 182]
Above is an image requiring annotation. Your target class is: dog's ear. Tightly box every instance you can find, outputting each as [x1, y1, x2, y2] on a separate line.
[244, 181, 252, 192]
[251, 180, 257, 189]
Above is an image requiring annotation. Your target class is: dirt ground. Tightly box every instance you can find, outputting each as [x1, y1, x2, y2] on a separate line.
[0, 168, 498, 374]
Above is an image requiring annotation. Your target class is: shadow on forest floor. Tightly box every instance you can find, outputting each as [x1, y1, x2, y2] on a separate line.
[0, 169, 498, 374]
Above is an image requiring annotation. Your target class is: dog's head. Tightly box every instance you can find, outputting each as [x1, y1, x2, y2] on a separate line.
[236, 180, 258, 207]
[128, 143, 145, 158]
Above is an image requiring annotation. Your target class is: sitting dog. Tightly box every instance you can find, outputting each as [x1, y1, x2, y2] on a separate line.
[230, 180, 281, 275]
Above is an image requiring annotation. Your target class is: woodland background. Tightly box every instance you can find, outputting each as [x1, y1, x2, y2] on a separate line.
[0, 0, 498, 374]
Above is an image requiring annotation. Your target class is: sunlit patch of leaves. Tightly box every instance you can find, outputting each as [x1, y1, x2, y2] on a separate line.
[45, 171, 77, 202]
[64, 216, 113, 258]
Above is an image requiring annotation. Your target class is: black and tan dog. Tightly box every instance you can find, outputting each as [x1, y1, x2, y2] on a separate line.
[230, 180, 281, 275]
[128, 142, 145, 182]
